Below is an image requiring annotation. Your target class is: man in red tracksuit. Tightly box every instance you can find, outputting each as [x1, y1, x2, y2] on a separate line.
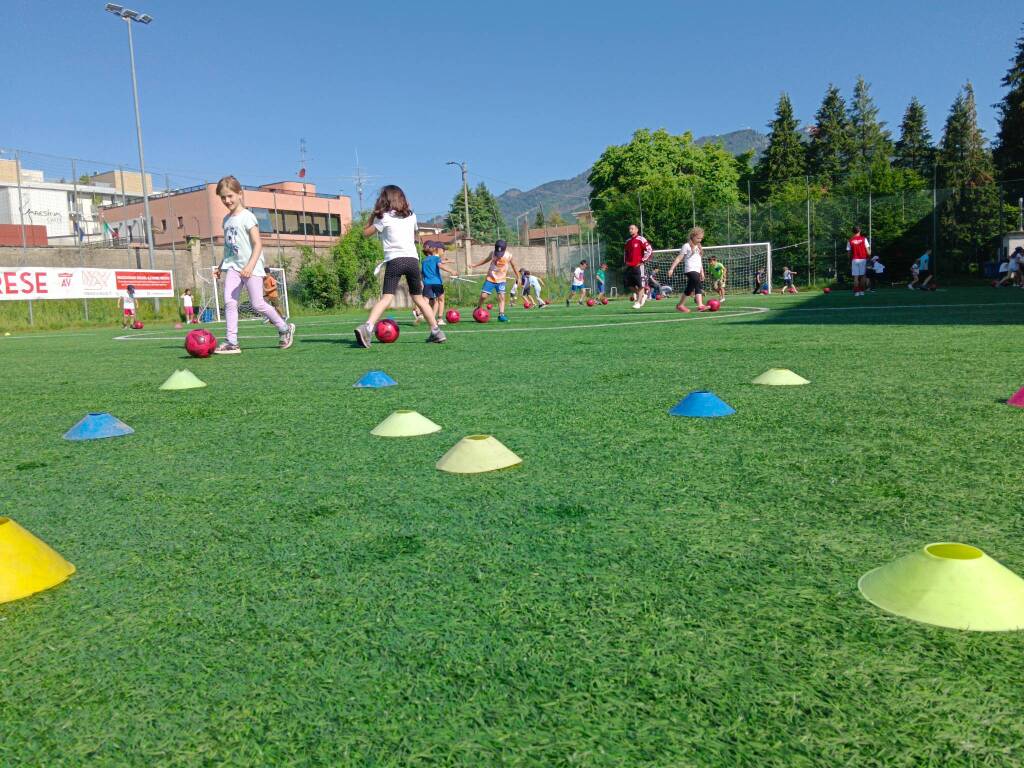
[847, 226, 871, 296]
[624, 224, 653, 309]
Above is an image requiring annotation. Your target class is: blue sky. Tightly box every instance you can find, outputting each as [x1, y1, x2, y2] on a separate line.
[3, 0, 1022, 219]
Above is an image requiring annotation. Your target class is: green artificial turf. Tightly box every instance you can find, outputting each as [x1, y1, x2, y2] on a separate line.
[2, 288, 1024, 766]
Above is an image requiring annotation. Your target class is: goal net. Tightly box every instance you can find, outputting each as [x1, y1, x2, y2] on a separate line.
[646, 242, 772, 296]
[196, 266, 290, 323]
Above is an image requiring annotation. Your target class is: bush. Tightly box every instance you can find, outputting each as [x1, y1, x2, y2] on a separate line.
[297, 258, 342, 310]
[333, 218, 384, 303]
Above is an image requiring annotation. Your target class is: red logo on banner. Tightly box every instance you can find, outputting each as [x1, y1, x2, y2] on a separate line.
[114, 271, 173, 291]
[59, 272, 73, 287]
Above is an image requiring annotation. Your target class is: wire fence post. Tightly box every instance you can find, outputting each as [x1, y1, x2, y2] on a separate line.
[15, 150, 33, 325]
[72, 158, 89, 320]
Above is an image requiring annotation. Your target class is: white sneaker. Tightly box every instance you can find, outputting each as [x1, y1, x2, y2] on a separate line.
[632, 302, 642, 309]
[438, 319, 446, 326]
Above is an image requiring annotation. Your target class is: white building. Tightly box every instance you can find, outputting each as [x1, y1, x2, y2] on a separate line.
[0, 160, 153, 245]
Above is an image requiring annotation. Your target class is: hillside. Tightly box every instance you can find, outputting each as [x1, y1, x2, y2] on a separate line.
[495, 129, 768, 225]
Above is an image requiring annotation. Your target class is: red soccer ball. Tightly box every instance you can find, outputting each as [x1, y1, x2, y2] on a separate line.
[761, 289, 769, 295]
[929, 283, 938, 291]
[445, 309, 460, 324]
[601, 297, 609, 305]
[523, 301, 532, 309]
[823, 287, 832, 294]
[655, 294, 663, 300]
[473, 307, 490, 323]
[132, 321, 144, 329]
[374, 319, 399, 343]
[486, 303, 493, 310]
[992, 280, 999, 288]
[707, 299, 721, 312]
[586, 298, 596, 307]
[185, 329, 216, 358]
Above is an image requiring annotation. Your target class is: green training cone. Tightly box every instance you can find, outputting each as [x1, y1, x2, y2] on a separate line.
[436, 435, 522, 474]
[371, 410, 442, 437]
[859, 542, 1024, 631]
[752, 368, 809, 386]
[159, 369, 207, 390]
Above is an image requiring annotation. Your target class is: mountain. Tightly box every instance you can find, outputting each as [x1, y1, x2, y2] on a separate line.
[495, 129, 767, 225]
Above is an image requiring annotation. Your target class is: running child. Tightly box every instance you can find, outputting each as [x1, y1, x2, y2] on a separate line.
[181, 288, 195, 324]
[421, 241, 458, 324]
[471, 239, 519, 322]
[782, 266, 798, 294]
[915, 249, 933, 290]
[707, 255, 727, 302]
[753, 268, 767, 294]
[120, 284, 137, 328]
[596, 262, 608, 301]
[667, 226, 707, 312]
[908, 259, 921, 289]
[212, 176, 295, 354]
[356, 185, 445, 347]
[524, 271, 547, 307]
[569, 260, 588, 305]
[869, 255, 885, 291]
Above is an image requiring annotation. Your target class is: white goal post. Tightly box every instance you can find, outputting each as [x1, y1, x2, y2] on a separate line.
[196, 266, 290, 323]
[646, 242, 772, 295]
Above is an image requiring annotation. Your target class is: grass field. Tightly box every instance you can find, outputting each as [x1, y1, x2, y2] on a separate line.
[2, 287, 1024, 766]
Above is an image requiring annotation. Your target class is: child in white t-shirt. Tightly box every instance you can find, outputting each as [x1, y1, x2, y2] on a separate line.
[355, 185, 445, 347]
[667, 227, 708, 312]
[120, 285, 137, 329]
[212, 175, 294, 354]
[182, 288, 195, 323]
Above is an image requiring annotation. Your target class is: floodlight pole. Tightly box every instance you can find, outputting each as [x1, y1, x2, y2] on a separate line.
[448, 161, 470, 273]
[109, 5, 159, 310]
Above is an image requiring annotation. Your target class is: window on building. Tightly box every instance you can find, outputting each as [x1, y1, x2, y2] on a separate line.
[328, 214, 341, 236]
[177, 216, 183, 229]
[282, 211, 302, 235]
[160, 219, 167, 232]
[251, 207, 274, 234]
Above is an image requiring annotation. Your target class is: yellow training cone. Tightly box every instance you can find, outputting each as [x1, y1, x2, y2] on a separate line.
[752, 368, 809, 386]
[159, 369, 207, 390]
[0, 517, 76, 604]
[859, 542, 1024, 631]
[436, 435, 522, 474]
[371, 410, 442, 437]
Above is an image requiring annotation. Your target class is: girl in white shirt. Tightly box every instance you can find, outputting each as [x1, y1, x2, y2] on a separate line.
[667, 226, 708, 312]
[355, 185, 445, 347]
[182, 288, 195, 324]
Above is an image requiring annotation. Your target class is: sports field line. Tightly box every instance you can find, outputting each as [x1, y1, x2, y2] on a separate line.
[111, 306, 771, 342]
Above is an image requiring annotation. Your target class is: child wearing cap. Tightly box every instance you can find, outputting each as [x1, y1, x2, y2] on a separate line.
[471, 239, 519, 322]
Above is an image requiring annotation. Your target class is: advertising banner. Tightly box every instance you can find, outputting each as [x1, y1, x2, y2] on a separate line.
[0, 268, 174, 300]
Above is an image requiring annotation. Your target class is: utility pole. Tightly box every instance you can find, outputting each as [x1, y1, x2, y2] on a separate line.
[447, 161, 470, 273]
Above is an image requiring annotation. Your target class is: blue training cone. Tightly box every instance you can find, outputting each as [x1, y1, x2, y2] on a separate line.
[354, 370, 397, 389]
[63, 412, 135, 440]
[669, 391, 736, 418]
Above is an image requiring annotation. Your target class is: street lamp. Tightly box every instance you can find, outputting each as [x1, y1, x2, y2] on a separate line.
[105, 3, 158, 308]
[447, 160, 470, 272]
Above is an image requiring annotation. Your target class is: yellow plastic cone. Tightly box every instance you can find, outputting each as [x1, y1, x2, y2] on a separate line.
[752, 368, 809, 386]
[859, 542, 1024, 631]
[0, 517, 76, 604]
[436, 435, 522, 474]
[371, 410, 442, 437]
[159, 369, 207, 390]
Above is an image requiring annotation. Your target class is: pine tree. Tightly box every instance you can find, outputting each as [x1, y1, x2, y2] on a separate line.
[847, 76, 892, 175]
[994, 28, 1024, 179]
[806, 84, 852, 186]
[938, 83, 1002, 266]
[893, 97, 934, 177]
[444, 183, 510, 242]
[533, 210, 545, 228]
[755, 93, 805, 184]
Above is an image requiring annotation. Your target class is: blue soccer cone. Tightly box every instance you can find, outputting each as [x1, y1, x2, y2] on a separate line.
[354, 370, 397, 389]
[669, 391, 736, 418]
[63, 412, 135, 440]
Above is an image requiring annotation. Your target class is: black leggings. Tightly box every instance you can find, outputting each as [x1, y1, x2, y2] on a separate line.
[684, 271, 703, 296]
[382, 257, 423, 296]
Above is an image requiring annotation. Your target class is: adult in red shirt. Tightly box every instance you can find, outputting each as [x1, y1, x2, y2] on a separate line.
[847, 226, 871, 296]
[624, 224, 652, 308]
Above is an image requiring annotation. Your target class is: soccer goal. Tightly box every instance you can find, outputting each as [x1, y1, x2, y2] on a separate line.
[647, 242, 772, 295]
[196, 266, 290, 323]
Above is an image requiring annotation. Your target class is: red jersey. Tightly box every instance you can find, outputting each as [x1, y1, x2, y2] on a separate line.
[848, 235, 869, 261]
[625, 235, 652, 267]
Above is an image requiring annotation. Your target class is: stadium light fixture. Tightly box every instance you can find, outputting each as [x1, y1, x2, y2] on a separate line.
[104, 3, 158, 308]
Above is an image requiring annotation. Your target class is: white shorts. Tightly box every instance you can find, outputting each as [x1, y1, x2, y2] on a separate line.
[851, 259, 867, 277]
